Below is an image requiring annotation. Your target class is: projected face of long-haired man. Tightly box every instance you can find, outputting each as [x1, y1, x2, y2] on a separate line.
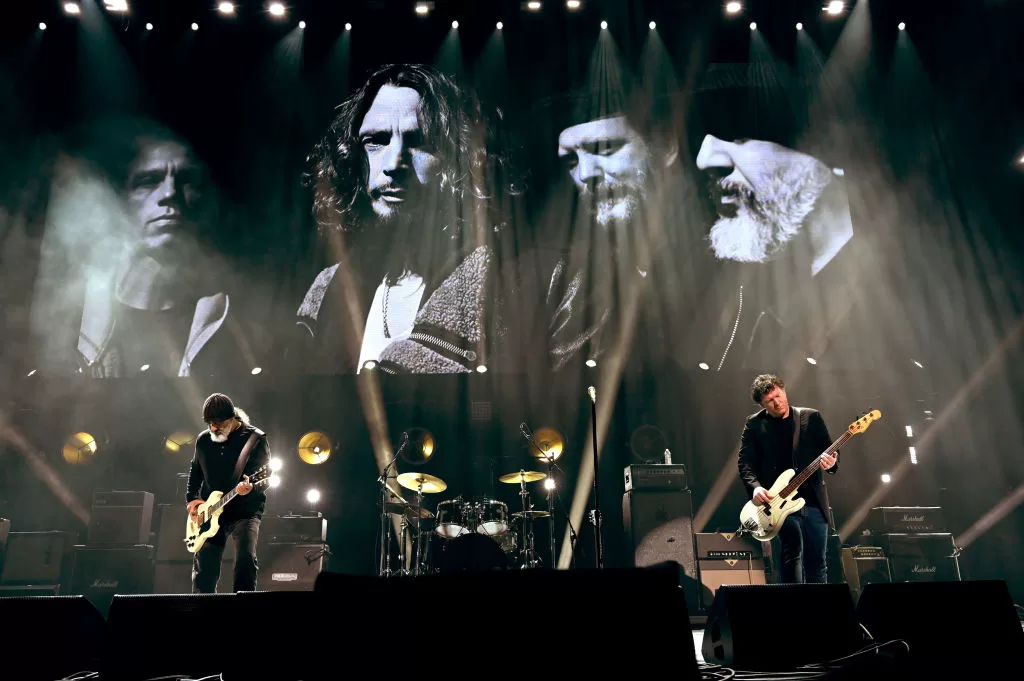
[558, 116, 651, 227]
[696, 135, 833, 265]
[360, 85, 441, 224]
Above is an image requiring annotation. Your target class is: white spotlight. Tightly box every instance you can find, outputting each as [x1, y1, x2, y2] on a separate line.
[912, 359, 924, 368]
[27, 369, 37, 377]
[909, 447, 918, 465]
[544, 478, 556, 491]
[496, 21, 503, 29]
[251, 367, 263, 375]
[905, 425, 913, 438]
[39, 23, 47, 30]
[146, 22, 153, 30]
[104, 0, 129, 12]
[268, 2, 286, 17]
[306, 488, 321, 504]
[527, 1, 542, 10]
[796, 22, 803, 30]
[415, 3, 430, 15]
[898, 22, 906, 31]
[476, 365, 488, 373]
[725, 1, 742, 15]
[452, 20, 459, 28]
[600, 20, 607, 29]
[217, 2, 235, 15]
[299, 20, 306, 28]
[139, 364, 151, 372]
[806, 357, 817, 365]
[345, 22, 352, 30]
[825, 1, 844, 16]
[585, 359, 597, 368]
[880, 473, 891, 484]
[191, 22, 199, 30]
[268, 474, 282, 488]
[269, 457, 284, 472]
[64, 2, 81, 15]
[362, 360, 377, 371]
[649, 21, 656, 29]
[698, 362, 710, 371]
[567, 0, 581, 9]
[749, 22, 756, 30]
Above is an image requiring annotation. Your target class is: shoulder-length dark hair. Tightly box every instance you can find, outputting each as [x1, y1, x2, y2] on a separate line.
[307, 63, 522, 237]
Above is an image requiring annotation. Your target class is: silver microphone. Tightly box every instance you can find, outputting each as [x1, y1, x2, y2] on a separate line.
[395, 431, 409, 458]
[587, 386, 596, 403]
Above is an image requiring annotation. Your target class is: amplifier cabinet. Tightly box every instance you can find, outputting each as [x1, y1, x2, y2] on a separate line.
[260, 514, 328, 543]
[698, 558, 767, 608]
[869, 533, 961, 582]
[867, 506, 946, 534]
[155, 504, 190, 562]
[624, 464, 688, 492]
[71, 545, 155, 615]
[0, 531, 76, 589]
[841, 548, 891, 603]
[695, 532, 764, 560]
[89, 491, 155, 545]
[261, 543, 329, 591]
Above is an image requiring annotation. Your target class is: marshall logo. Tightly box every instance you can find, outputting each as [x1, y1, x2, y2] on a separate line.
[912, 565, 937, 574]
[91, 580, 119, 589]
[901, 514, 926, 523]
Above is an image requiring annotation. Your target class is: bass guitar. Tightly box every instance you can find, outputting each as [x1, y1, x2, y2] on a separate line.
[185, 464, 271, 553]
[739, 410, 881, 542]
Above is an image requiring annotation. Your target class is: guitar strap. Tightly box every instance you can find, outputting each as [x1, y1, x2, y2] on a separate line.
[230, 428, 264, 484]
[791, 407, 802, 464]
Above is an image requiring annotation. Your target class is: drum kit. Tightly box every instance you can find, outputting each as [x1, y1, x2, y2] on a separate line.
[377, 468, 555, 576]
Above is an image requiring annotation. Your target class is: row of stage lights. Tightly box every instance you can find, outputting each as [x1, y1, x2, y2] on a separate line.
[43, 1, 908, 33]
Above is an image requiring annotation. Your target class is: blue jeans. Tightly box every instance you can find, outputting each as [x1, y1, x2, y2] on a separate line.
[192, 516, 261, 593]
[776, 506, 829, 584]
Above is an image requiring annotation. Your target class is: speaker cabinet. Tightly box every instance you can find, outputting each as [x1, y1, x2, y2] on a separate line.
[876, 533, 961, 582]
[702, 584, 863, 670]
[0, 595, 106, 678]
[0, 518, 9, 577]
[71, 545, 155, 616]
[89, 491, 155, 545]
[623, 489, 698, 614]
[698, 558, 767, 608]
[857, 580, 1023, 672]
[0, 531, 75, 589]
[841, 548, 891, 603]
[261, 542, 329, 591]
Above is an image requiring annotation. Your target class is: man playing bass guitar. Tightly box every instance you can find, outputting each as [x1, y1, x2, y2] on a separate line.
[737, 374, 838, 583]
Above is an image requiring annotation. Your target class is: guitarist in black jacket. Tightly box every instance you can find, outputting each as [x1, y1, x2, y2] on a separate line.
[737, 374, 838, 583]
[186, 393, 272, 593]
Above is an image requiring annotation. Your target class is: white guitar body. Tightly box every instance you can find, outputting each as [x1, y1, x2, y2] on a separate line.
[185, 490, 227, 554]
[739, 469, 807, 542]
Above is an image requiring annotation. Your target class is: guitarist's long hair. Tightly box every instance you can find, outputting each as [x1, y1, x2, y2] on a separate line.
[234, 407, 251, 426]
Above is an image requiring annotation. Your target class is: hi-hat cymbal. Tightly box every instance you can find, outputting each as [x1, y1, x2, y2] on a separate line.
[396, 472, 447, 494]
[498, 470, 547, 484]
[384, 501, 434, 519]
[512, 510, 551, 520]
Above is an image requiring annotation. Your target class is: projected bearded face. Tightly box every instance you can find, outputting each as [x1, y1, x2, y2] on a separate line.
[558, 116, 652, 227]
[125, 140, 207, 265]
[360, 85, 442, 226]
[696, 135, 831, 264]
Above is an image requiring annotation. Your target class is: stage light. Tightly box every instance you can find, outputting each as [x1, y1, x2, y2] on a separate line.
[64, 3, 81, 16]
[898, 21, 906, 31]
[725, 1, 742, 15]
[62, 432, 98, 465]
[806, 357, 817, 365]
[526, 1, 542, 10]
[269, 457, 284, 472]
[585, 359, 597, 368]
[269, 474, 282, 488]
[164, 431, 196, 454]
[217, 2, 235, 15]
[146, 22, 153, 30]
[26, 368, 37, 376]
[192, 22, 199, 30]
[881, 473, 891, 484]
[909, 447, 918, 465]
[452, 20, 458, 28]
[268, 2, 286, 18]
[905, 425, 913, 438]
[297, 431, 332, 465]
[402, 427, 435, 464]
[306, 488, 321, 504]
[39, 23, 47, 30]
[796, 22, 803, 30]
[140, 364, 150, 372]
[415, 2, 430, 15]
[496, 21, 503, 29]
[104, 0, 129, 12]
[251, 367, 262, 375]
[476, 364, 487, 373]
[362, 360, 377, 371]
[912, 359, 924, 368]
[299, 20, 305, 28]
[600, 20, 607, 29]
[698, 362, 710, 370]
[567, 0, 581, 9]
[531, 427, 565, 462]
[649, 21, 656, 29]
[345, 22, 352, 30]
[825, 1, 844, 16]
[749, 22, 756, 30]
[544, 478, 556, 491]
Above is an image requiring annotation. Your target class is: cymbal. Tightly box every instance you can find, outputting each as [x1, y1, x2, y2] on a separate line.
[529, 427, 565, 462]
[512, 510, 551, 520]
[498, 470, 547, 484]
[396, 472, 447, 494]
[384, 502, 434, 520]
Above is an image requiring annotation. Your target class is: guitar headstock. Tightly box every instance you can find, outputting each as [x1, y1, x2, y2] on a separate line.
[847, 409, 882, 435]
[249, 464, 272, 486]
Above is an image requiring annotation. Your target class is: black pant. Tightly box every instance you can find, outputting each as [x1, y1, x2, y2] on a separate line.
[192, 516, 261, 593]
[776, 505, 829, 584]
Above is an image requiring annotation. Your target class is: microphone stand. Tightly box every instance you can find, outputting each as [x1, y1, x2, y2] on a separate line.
[377, 434, 407, 577]
[588, 388, 603, 569]
[520, 425, 580, 569]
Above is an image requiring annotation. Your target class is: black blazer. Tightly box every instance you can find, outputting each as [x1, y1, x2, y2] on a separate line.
[737, 406, 839, 510]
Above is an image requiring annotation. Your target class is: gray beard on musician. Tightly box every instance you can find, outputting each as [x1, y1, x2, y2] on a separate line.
[210, 430, 229, 443]
[707, 162, 824, 264]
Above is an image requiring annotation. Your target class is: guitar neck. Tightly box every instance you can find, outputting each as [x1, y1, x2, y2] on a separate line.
[780, 431, 852, 497]
[210, 488, 238, 515]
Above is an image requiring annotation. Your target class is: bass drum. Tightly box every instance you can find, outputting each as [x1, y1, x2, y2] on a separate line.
[434, 533, 509, 574]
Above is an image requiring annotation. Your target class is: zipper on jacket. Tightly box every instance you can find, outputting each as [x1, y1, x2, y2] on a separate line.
[717, 284, 743, 371]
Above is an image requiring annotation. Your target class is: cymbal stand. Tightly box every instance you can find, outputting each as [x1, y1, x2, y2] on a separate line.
[377, 447, 403, 578]
[414, 484, 425, 576]
[516, 472, 538, 569]
[545, 458, 555, 569]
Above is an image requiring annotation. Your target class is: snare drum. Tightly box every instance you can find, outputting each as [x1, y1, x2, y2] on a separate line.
[435, 500, 471, 538]
[476, 499, 508, 536]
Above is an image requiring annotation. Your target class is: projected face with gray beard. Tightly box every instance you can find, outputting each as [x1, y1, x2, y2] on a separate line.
[696, 135, 832, 264]
[558, 116, 651, 227]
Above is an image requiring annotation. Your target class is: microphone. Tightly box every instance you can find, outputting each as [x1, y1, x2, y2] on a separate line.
[395, 431, 409, 459]
[587, 386, 596, 403]
[519, 422, 533, 439]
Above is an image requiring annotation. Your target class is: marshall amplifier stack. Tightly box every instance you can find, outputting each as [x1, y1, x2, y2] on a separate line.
[858, 506, 960, 584]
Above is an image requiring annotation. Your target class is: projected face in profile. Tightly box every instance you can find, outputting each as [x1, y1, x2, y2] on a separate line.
[360, 85, 442, 224]
[696, 134, 831, 264]
[558, 116, 651, 227]
[125, 140, 207, 264]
